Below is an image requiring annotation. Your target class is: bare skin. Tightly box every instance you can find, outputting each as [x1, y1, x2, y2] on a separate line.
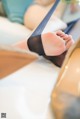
[70, 3, 78, 13]
[24, 1, 66, 30]
[41, 31, 74, 56]
[35, 0, 55, 6]
[14, 31, 74, 57]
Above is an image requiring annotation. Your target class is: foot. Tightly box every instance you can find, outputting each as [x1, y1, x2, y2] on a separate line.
[41, 31, 74, 56]
[56, 30, 74, 49]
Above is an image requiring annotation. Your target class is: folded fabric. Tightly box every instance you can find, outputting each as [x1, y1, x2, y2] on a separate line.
[2, 0, 33, 24]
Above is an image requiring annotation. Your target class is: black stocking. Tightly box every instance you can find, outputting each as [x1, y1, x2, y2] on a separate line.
[27, 0, 67, 67]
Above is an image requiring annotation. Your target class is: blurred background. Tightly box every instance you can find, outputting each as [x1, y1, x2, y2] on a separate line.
[0, 0, 80, 45]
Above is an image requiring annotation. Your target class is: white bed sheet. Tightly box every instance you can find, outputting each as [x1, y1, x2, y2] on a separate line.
[0, 57, 60, 119]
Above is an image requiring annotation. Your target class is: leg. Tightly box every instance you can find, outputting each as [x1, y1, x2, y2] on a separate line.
[24, 4, 48, 30]
[13, 40, 29, 50]
[24, 2, 66, 30]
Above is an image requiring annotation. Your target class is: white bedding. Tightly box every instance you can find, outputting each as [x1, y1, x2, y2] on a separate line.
[0, 57, 60, 119]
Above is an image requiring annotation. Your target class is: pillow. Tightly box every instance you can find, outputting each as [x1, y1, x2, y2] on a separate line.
[2, 0, 33, 24]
